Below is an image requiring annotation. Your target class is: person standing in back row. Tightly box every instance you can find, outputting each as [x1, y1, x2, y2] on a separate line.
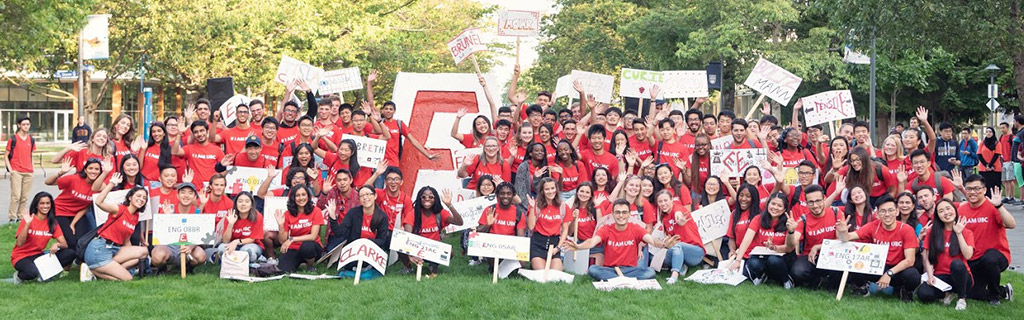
[5, 116, 35, 223]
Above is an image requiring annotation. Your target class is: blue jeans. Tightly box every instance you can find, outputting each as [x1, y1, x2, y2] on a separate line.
[216, 243, 263, 263]
[744, 254, 792, 283]
[664, 243, 705, 273]
[559, 190, 576, 203]
[588, 265, 655, 281]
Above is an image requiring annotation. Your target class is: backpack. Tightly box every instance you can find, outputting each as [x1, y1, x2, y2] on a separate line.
[7, 135, 35, 161]
[790, 185, 803, 208]
[911, 174, 945, 197]
[76, 221, 114, 262]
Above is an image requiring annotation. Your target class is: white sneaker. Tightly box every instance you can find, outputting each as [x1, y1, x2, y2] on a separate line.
[79, 263, 95, 282]
[784, 280, 794, 290]
[666, 276, 678, 285]
[942, 293, 954, 305]
[955, 299, 967, 311]
[468, 259, 482, 266]
[11, 272, 22, 284]
[267, 258, 278, 266]
[752, 274, 766, 286]
[1006, 283, 1014, 302]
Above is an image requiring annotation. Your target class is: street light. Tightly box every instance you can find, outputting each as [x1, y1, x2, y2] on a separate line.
[986, 64, 1000, 127]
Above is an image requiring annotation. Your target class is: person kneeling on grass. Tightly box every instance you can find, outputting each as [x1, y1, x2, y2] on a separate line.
[214, 192, 264, 264]
[729, 192, 797, 288]
[918, 199, 976, 310]
[400, 186, 464, 277]
[335, 186, 391, 279]
[150, 182, 207, 273]
[83, 178, 149, 281]
[11, 192, 75, 282]
[561, 199, 678, 281]
[652, 190, 705, 284]
[274, 186, 324, 273]
[837, 195, 920, 301]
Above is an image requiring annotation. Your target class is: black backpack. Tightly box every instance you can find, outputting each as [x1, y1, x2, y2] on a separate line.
[6, 135, 35, 161]
[76, 222, 113, 262]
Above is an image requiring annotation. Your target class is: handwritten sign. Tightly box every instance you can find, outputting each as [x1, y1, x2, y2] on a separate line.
[445, 195, 496, 233]
[390, 229, 453, 266]
[691, 200, 730, 244]
[802, 90, 855, 126]
[553, 75, 574, 100]
[447, 28, 487, 65]
[467, 231, 530, 261]
[743, 58, 802, 106]
[337, 238, 389, 275]
[450, 147, 482, 171]
[710, 148, 767, 178]
[619, 68, 664, 99]
[685, 269, 746, 286]
[320, 67, 363, 94]
[593, 279, 662, 291]
[341, 134, 387, 168]
[710, 136, 734, 150]
[224, 166, 283, 195]
[218, 94, 251, 126]
[275, 55, 324, 92]
[817, 239, 888, 275]
[152, 214, 217, 246]
[571, 70, 615, 103]
[93, 189, 130, 226]
[662, 70, 709, 98]
[497, 10, 540, 37]
[262, 196, 287, 232]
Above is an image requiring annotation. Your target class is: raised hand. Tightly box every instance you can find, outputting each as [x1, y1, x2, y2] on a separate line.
[650, 84, 660, 100]
[785, 212, 799, 232]
[675, 211, 690, 226]
[274, 209, 286, 226]
[833, 175, 847, 192]
[182, 169, 195, 185]
[573, 80, 585, 93]
[513, 64, 521, 76]
[220, 153, 236, 167]
[109, 172, 123, 185]
[59, 157, 73, 174]
[68, 141, 87, 152]
[547, 165, 563, 174]
[793, 98, 803, 110]
[226, 210, 238, 225]
[326, 200, 338, 220]
[988, 186, 1004, 206]
[184, 104, 196, 121]
[161, 201, 175, 215]
[323, 174, 336, 190]
[951, 169, 963, 189]
[526, 195, 536, 209]
[101, 159, 114, 173]
[515, 91, 527, 105]
[456, 107, 469, 118]
[953, 217, 967, 233]
[21, 209, 33, 223]
[758, 125, 770, 142]
[915, 106, 928, 122]
[367, 69, 379, 83]
[761, 101, 771, 115]
[534, 166, 548, 178]
[693, 97, 707, 109]
[485, 207, 497, 226]
[376, 159, 390, 172]
[296, 78, 311, 91]
[477, 74, 487, 87]
[265, 165, 277, 179]
[896, 165, 908, 182]
[442, 188, 454, 205]
[198, 187, 209, 205]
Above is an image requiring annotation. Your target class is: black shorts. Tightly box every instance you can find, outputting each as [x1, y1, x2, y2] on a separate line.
[530, 233, 563, 260]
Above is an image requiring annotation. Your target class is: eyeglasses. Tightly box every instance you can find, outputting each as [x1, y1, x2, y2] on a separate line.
[359, 193, 375, 198]
[386, 177, 402, 182]
[806, 199, 824, 205]
[798, 171, 814, 176]
[965, 186, 985, 193]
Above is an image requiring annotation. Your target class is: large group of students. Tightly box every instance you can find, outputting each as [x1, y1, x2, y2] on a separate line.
[3, 66, 1018, 311]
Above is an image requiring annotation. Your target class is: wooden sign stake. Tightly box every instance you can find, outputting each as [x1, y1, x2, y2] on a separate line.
[543, 244, 554, 282]
[471, 55, 482, 75]
[745, 94, 766, 120]
[836, 270, 850, 300]
[492, 258, 500, 284]
[416, 263, 423, 282]
[354, 261, 363, 286]
[515, 36, 521, 66]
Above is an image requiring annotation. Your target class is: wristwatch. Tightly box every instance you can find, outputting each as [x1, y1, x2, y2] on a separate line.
[995, 202, 1004, 209]
[885, 269, 894, 277]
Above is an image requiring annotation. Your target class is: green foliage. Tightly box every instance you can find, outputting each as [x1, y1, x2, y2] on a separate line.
[0, 0, 96, 71]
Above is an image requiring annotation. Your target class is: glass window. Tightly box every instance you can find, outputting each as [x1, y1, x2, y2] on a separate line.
[9, 87, 27, 102]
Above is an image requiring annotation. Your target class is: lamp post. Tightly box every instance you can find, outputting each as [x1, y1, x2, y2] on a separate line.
[986, 64, 1000, 127]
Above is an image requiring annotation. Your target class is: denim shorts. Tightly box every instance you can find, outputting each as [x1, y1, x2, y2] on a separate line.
[84, 237, 120, 269]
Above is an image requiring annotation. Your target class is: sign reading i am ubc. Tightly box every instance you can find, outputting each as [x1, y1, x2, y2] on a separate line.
[447, 28, 487, 65]
[743, 58, 803, 105]
[497, 10, 540, 37]
[802, 90, 856, 126]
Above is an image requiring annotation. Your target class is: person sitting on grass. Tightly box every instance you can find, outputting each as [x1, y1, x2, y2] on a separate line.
[918, 199, 975, 310]
[561, 199, 678, 281]
[729, 192, 796, 288]
[274, 186, 324, 273]
[10, 192, 74, 282]
[215, 192, 264, 264]
[82, 178, 149, 281]
[652, 190, 705, 284]
[400, 187, 464, 278]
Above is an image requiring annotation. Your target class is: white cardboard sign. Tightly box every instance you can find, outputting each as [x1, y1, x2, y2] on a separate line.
[320, 67, 363, 94]
[743, 58, 802, 106]
[690, 199, 731, 245]
[497, 10, 540, 37]
[262, 196, 287, 232]
[341, 134, 387, 168]
[802, 90, 855, 126]
[709, 148, 767, 178]
[447, 28, 487, 65]
[571, 70, 615, 103]
[218, 94, 250, 126]
[445, 195, 496, 233]
[93, 189, 130, 226]
[223, 166, 283, 194]
[152, 214, 217, 246]
[662, 70, 710, 98]
[390, 229, 453, 266]
[817, 239, 888, 275]
[275, 55, 324, 92]
[450, 147, 482, 172]
[337, 238, 389, 275]
[710, 135, 734, 150]
[467, 231, 530, 261]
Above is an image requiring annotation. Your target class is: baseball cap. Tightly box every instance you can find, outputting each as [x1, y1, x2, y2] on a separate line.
[245, 135, 261, 147]
[177, 182, 197, 192]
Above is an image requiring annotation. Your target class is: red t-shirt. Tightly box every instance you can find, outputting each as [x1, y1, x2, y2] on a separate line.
[579, 148, 619, 179]
[780, 148, 817, 169]
[112, 139, 132, 158]
[183, 143, 224, 187]
[6, 134, 35, 173]
[360, 214, 377, 239]
[381, 120, 407, 165]
[728, 209, 756, 241]
[141, 144, 163, 181]
[681, 156, 710, 194]
[510, 145, 527, 174]
[277, 126, 299, 145]
[203, 195, 235, 224]
[958, 201, 1011, 264]
[465, 156, 512, 189]
[655, 140, 689, 176]
[66, 149, 108, 172]
[837, 165, 897, 197]
[376, 189, 412, 230]
[923, 228, 975, 276]
[234, 152, 268, 168]
[662, 205, 704, 249]
[259, 141, 281, 168]
[403, 210, 452, 241]
[218, 125, 260, 155]
[999, 134, 1013, 162]
[460, 133, 483, 148]
[678, 132, 699, 157]
[728, 139, 762, 149]
[743, 219, 787, 258]
[629, 136, 654, 161]
[573, 207, 598, 241]
[854, 220, 918, 266]
[224, 213, 265, 249]
[480, 205, 526, 236]
[54, 175, 94, 217]
[905, 172, 955, 199]
[98, 205, 140, 245]
[596, 223, 647, 267]
[795, 207, 844, 256]
[150, 187, 180, 215]
[283, 207, 324, 250]
[10, 217, 63, 265]
[533, 204, 571, 237]
[556, 162, 584, 192]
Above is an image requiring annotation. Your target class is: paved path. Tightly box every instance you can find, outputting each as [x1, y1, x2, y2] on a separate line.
[2, 171, 1023, 272]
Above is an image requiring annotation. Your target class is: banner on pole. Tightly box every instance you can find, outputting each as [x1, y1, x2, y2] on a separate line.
[152, 214, 217, 246]
[341, 134, 387, 168]
[81, 15, 111, 60]
[497, 10, 540, 37]
[447, 28, 487, 65]
[467, 231, 530, 261]
[802, 90, 855, 127]
[817, 239, 889, 275]
[320, 67, 363, 94]
[742, 58, 802, 106]
[390, 230, 453, 266]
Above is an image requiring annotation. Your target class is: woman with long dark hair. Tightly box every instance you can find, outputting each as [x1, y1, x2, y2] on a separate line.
[552, 140, 583, 202]
[561, 182, 602, 266]
[895, 192, 922, 236]
[400, 187, 464, 277]
[335, 186, 391, 279]
[654, 190, 705, 284]
[140, 122, 172, 181]
[725, 184, 761, 259]
[842, 185, 873, 232]
[652, 164, 690, 205]
[591, 167, 614, 207]
[320, 139, 371, 187]
[822, 136, 850, 206]
[839, 146, 898, 204]
[93, 154, 145, 192]
[678, 134, 711, 195]
[918, 199, 975, 310]
[216, 192, 264, 263]
[45, 157, 103, 246]
[286, 142, 322, 194]
[10, 192, 74, 282]
[977, 127, 1002, 197]
[729, 192, 795, 287]
[274, 186, 324, 272]
[451, 109, 492, 148]
[537, 123, 558, 164]
[84, 182, 149, 281]
[514, 142, 552, 205]
[695, 176, 736, 210]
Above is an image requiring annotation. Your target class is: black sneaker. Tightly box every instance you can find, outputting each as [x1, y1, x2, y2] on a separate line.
[851, 284, 869, 297]
[899, 289, 914, 302]
[989, 299, 1001, 306]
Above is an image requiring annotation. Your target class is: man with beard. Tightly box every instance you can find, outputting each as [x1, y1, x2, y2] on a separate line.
[213, 104, 261, 155]
[173, 120, 225, 187]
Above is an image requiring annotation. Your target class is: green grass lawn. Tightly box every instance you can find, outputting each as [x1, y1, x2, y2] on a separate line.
[0, 223, 1019, 320]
